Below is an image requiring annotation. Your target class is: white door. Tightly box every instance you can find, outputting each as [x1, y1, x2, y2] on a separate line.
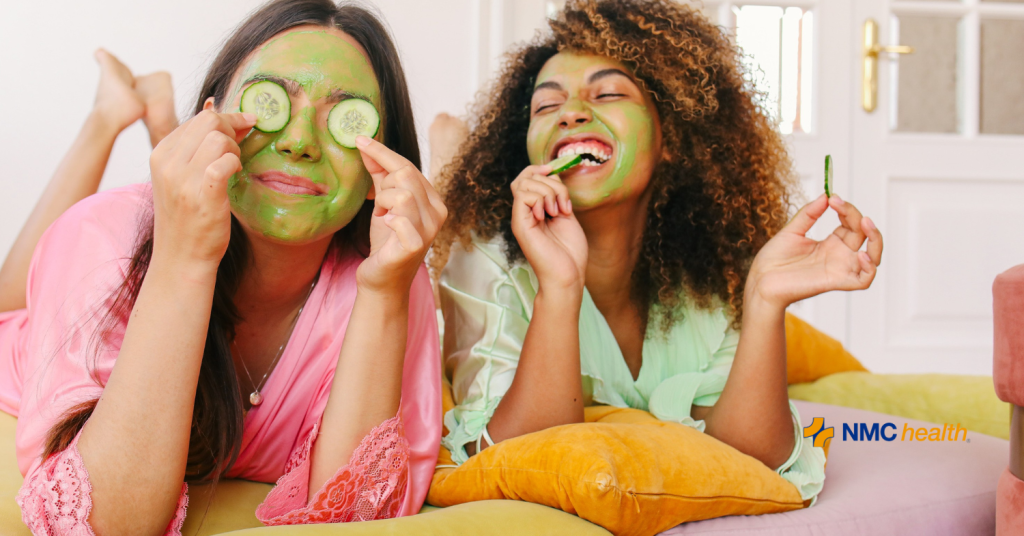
[850, 0, 1024, 374]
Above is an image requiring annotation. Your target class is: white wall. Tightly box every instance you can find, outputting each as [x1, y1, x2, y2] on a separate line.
[0, 0, 484, 258]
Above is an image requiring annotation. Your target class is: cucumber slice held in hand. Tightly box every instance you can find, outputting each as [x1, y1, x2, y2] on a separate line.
[328, 99, 380, 148]
[824, 154, 833, 198]
[547, 153, 583, 175]
[240, 81, 291, 133]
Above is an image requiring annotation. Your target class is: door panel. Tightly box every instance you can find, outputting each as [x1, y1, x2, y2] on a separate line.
[853, 0, 1024, 374]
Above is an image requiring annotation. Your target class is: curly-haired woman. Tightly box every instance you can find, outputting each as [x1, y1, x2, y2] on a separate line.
[432, 0, 883, 505]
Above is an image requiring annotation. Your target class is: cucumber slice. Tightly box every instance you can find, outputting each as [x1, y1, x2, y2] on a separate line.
[824, 154, 833, 198]
[328, 99, 380, 148]
[241, 81, 291, 133]
[547, 153, 583, 175]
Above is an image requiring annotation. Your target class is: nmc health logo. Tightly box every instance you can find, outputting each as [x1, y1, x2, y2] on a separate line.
[803, 418, 970, 447]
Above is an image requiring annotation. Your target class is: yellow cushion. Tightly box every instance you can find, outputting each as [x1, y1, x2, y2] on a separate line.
[785, 313, 868, 384]
[427, 405, 805, 536]
[789, 371, 1011, 440]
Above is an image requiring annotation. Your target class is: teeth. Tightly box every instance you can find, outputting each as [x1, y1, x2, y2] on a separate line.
[556, 141, 612, 163]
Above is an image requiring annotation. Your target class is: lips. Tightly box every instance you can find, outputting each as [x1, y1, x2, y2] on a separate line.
[549, 134, 614, 167]
[253, 171, 328, 196]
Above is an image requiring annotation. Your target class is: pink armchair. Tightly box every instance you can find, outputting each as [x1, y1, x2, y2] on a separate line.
[993, 265, 1024, 535]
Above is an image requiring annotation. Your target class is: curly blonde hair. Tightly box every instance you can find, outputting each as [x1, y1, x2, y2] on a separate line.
[434, 0, 795, 327]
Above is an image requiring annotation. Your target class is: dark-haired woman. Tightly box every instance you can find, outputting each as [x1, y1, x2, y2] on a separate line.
[434, 0, 882, 506]
[0, 1, 446, 534]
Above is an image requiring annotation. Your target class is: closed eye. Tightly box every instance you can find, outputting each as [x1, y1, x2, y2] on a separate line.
[534, 103, 560, 113]
[597, 93, 626, 99]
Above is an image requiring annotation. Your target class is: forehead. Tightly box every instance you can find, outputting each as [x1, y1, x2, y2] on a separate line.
[534, 52, 634, 87]
[234, 26, 379, 102]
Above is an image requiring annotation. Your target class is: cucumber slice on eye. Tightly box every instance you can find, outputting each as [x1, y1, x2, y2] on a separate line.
[328, 99, 380, 148]
[240, 81, 291, 133]
[547, 153, 583, 175]
[824, 154, 833, 198]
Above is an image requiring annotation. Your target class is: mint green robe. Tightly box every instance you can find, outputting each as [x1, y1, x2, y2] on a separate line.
[438, 238, 826, 502]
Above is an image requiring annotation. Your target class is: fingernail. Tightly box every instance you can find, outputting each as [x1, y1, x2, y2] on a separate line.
[356, 135, 372, 148]
[567, 199, 573, 213]
[859, 251, 871, 263]
[832, 194, 845, 206]
[863, 217, 876, 231]
[242, 113, 257, 123]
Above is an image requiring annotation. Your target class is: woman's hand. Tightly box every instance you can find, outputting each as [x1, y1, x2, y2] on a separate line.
[355, 135, 448, 294]
[149, 110, 256, 268]
[510, 166, 588, 293]
[747, 193, 884, 309]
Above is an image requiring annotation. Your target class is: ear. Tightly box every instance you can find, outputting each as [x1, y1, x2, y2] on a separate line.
[203, 97, 217, 111]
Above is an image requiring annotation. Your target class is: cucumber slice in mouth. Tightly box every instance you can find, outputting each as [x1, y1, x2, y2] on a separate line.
[547, 153, 583, 175]
[241, 81, 291, 133]
[328, 99, 380, 149]
[824, 154, 833, 198]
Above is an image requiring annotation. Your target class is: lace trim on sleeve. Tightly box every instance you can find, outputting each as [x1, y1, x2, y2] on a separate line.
[16, 433, 189, 536]
[256, 415, 409, 525]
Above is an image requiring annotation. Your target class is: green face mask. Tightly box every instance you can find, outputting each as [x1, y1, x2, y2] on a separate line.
[224, 29, 381, 244]
[526, 53, 661, 209]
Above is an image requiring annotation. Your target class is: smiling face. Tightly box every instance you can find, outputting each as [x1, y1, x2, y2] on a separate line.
[526, 53, 662, 210]
[216, 26, 380, 244]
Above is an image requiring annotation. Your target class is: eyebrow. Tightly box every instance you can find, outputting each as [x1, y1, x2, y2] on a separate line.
[241, 74, 372, 104]
[532, 68, 634, 93]
[587, 68, 633, 84]
[533, 80, 563, 92]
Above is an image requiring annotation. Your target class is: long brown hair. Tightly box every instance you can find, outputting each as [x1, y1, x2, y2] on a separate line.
[44, 0, 420, 483]
[434, 0, 794, 329]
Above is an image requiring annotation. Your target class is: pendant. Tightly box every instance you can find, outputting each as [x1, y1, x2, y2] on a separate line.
[250, 391, 264, 406]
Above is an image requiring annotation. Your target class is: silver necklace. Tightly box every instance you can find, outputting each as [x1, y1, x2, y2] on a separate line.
[234, 275, 317, 407]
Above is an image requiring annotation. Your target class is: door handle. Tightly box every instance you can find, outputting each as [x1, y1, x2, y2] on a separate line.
[862, 18, 915, 113]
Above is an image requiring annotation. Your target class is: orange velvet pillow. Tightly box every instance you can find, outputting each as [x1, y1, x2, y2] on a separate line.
[785, 312, 867, 384]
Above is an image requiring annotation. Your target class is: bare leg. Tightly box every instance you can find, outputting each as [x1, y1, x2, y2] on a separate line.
[136, 71, 178, 148]
[0, 49, 175, 312]
[428, 113, 469, 186]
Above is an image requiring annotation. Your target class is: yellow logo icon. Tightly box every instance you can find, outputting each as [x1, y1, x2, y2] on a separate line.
[803, 417, 834, 449]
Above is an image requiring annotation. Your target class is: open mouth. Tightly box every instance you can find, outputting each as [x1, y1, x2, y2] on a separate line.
[253, 171, 328, 196]
[551, 137, 614, 168]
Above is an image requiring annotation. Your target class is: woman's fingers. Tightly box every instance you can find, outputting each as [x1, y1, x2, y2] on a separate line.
[189, 131, 241, 174]
[534, 174, 572, 215]
[782, 194, 828, 236]
[514, 176, 564, 218]
[514, 190, 547, 222]
[374, 188, 426, 235]
[829, 195, 868, 251]
[384, 215, 425, 253]
[201, 153, 241, 202]
[172, 111, 255, 160]
[355, 136, 416, 192]
[862, 216, 884, 266]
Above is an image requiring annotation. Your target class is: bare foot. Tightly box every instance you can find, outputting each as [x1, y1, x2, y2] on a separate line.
[429, 113, 469, 184]
[135, 72, 177, 147]
[93, 49, 145, 134]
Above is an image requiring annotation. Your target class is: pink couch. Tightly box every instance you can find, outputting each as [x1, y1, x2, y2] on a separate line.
[993, 265, 1024, 535]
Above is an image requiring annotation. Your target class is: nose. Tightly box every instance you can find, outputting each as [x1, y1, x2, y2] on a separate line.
[274, 107, 322, 162]
[558, 100, 592, 129]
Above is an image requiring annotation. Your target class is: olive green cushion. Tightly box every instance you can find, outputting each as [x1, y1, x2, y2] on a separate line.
[0, 412, 30, 535]
[788, 371, 1011, 439]
[222, 501, 611, 535]
[0, 411, 605, 535]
